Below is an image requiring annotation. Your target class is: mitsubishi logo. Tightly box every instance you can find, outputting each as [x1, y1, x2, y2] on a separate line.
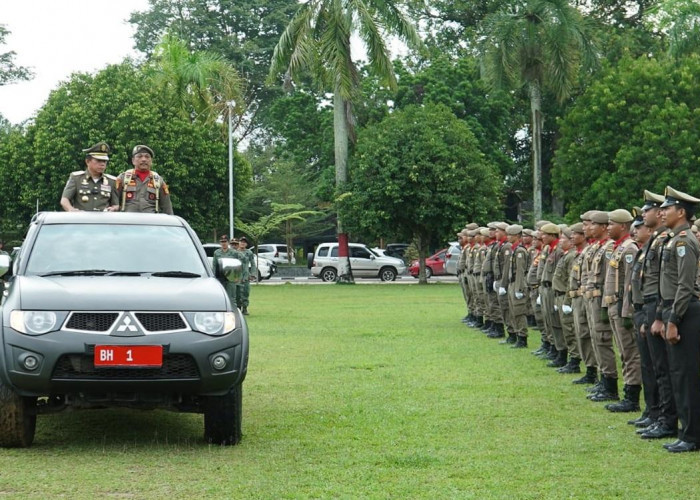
[117, 316, 138, 332]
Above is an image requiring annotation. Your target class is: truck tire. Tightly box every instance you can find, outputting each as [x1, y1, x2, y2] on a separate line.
[204, 383, 242, 446]
[0, 381, 36, 448]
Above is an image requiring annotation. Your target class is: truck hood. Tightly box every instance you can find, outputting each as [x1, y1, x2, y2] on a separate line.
[15, 276, 228, 311]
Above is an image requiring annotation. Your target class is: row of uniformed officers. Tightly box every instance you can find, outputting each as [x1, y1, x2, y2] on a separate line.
[456, 186, 700, 453]
[60, 141, 173, 215]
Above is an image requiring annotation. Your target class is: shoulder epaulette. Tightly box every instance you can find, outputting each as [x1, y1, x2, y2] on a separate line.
[104, 173, 117, 180]
[71, 170, 85, 176]
[679, 230, 687, 237]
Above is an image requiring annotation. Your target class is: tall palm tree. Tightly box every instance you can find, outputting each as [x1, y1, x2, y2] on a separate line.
[479, 0, 596, 220]
[269, 0, 421, 282]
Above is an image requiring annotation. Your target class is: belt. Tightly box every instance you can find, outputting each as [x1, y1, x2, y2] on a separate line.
[603, 295, 618, 306]
[585, 290, 602, 299]
[568, 290, 578, 298]
[542, 281, 552, 288]
[634, 303, 643, 311]
[530, 284, 539, 289]
[643, 295, 657, 304]
[554, 290, 565, 297]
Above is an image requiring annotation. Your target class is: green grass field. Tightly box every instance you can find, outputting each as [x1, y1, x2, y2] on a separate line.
[0, 283, 696, 499]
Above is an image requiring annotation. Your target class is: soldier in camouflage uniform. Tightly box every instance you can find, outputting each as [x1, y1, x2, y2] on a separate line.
[60, 141, 119, 212]
[115, 145, 174, 215]
[236, 236, 257, 315]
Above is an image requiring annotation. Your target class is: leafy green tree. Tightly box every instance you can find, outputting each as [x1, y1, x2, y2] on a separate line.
[269, 0, 422, 282]
[339, 103, 502, 283]
[0, 62, 251, 236]
[650, 0, 700, 59]
[552, 55, 700, 217]
[479, 0, 597, 220]
[0, 25, 32, 86]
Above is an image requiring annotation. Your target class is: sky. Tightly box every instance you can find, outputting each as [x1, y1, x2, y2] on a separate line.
[0, 0, 151, 124]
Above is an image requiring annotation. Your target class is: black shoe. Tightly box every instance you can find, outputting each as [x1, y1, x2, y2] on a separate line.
[481, 320, 493, 332]
[636, 421, 659, 435]
[499, 334, 517, 345]
[461, 315, 470, 323]
[557, 358, 581, 374]
[589, 377, 618, 402]
[242, 306, 249, 315]
[667, 440, 698, 453]
[487, 329, 505, 339]
[547, 350, 567, 368]
[531, 341, 550, 356]
[628, 414, 650, 426]
[641, 424, 677, 439]
[511, 336, 528, 348]
[573, 367, 597, 385]
[663, 439, 683, 450]
[605, 398, 640, 413]
[586, 380, 604, 393]
[633, 416, 655, 428]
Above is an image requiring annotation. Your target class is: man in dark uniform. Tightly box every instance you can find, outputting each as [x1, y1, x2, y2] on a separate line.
[115, 145, 174, 215]
[212, 235, 241, 309]
[60, 141, 119, 212]
[650, 186, 700, 452]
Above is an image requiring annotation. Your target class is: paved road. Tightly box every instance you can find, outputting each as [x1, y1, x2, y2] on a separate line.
[256, 275, 458, 285]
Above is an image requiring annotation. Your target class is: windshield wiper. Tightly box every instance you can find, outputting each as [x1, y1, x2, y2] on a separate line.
[39, 269, 113, 277]
[106, 271, 147, 276]
[150, 271, 201, 278]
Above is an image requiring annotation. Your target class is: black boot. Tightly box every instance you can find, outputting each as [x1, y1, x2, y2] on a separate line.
[532, 340, 549, 356]
[242, 305, 249, 315]
[475, 316, 484, 328]
[511, 335, 528, 348]
[499, 333, 517, 345]
[547, 349, 568, 368]
[481, 320, 493, 333]
[557, 357, 581, 374]
[589, 376, 619, 402]
[573, 366, 598, 385]
[605, 384, 641, 412]
[487, 324, 505, 339]
[543, 344, 559, 360]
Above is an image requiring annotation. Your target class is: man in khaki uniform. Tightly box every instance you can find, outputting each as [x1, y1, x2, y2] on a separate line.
[553, 227, 581, 373]
[585, 211, 618, 402]
[457, 229, 470, 323]
[493, 222, 514, 342]
[474, 228, 490, 329]
[540, 223, 565, 366]
[60, 141, 119, 212]
[650, 186, 700, 453]
[482, 223, 504, 337]
[116, 145, 174, 214]
[506, 225, 530, 347]
[466, 228, 484, 328]
[602, 209, 642, 412]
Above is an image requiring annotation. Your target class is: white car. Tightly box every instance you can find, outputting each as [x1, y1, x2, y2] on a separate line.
[203, 243, 275, 281]
[310, 242, 406, 282]
[250, 243, 297, 265]
[444, 241, 461, 275]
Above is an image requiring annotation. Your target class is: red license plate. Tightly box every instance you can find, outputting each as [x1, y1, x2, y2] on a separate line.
[94, 345, 163, 367]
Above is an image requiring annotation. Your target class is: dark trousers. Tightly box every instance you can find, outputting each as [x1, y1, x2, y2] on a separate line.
[645, 300, 677, 427]
[664, 301, 700, 443]
[634, 306, 659, 419]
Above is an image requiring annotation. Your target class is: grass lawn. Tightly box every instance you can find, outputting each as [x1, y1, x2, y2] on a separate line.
[0, 283, 695, 499]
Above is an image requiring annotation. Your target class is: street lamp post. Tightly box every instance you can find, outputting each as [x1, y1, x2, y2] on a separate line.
[228, 100, 235, 238]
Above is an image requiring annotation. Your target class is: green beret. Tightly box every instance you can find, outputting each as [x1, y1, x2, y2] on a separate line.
[608, 209, 634, 224]
[540, 223, 561, 235]
[132, 144, 154, 158]
[570, 222, 585, 234]
[589, 211, 609, 224]
[506, 224, 523, 235]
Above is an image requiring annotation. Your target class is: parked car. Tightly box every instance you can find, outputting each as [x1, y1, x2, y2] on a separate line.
[443, 241, 461, 275]
[203, 243, 276, 281]
[250, 243, 296, 265]
[384, 243, 409, 260]
[409, 248, 448, 278]
[0, 212, 248, 447]
[310, 242, 406, 282]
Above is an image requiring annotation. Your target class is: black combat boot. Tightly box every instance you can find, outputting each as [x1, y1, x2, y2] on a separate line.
[475, 316, 484, 328]
[605, 384, 641, 412]
[573, 366, 598, 385]
[557, 357, 581, 374]
[481, 320, 493, 333]
[487, 323, 505, 338]
[499, 332, 517, 344]
[589, 376, 619, 402]
[547, 349, 568, 368]
[543, 344, 559, 360]
[511, 335, 528, 348]
[532, 340, 549, 356]
[242, 306, 249, 315]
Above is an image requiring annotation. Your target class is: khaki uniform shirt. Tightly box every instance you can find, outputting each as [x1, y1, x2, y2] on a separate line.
[658, 222, 700, 324]
[553, 248, 576, 297]
[509, 243, 530, 294]
[115, 169, 174, 215]
[526, 247, 541, 287]
[472, 243, 483, 276]
[458, 244, 468, 275]
[499, 241, 513, 289]
[541, 241, 561, 284]
[569, 246, 586, 299]
[603, 236, 638, 317]
[62, 170, 118, 211]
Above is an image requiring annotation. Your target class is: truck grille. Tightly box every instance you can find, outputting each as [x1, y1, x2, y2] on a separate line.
[52, 353, 200, 380]
[135, 313, 186, 331]
[66, 313, 119, 332]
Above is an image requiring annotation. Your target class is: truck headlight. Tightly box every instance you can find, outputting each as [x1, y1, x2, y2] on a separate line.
[193, 312, 236, 336]
[10, 310, 58, 335]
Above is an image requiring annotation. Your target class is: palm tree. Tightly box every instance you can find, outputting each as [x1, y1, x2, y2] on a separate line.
[269, 0, 422, 282]
[659, 0, 700, 59]
[151, 34, 244, 123]
[479, 0, 596, 220]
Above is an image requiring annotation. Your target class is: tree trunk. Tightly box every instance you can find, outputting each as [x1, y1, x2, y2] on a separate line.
[529, 81, 543, 221]
[416, 233, 428, 284]
[334, 91, 353, 283]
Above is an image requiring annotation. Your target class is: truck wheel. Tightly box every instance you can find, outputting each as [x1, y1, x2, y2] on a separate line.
[204, 383, 242, 446]
[380, 267, 397, 282]
[0, 381, 36, 448]
[321, 267, 337, 282]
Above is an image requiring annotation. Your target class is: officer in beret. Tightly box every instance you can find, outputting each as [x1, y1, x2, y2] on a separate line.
[603, 209, 642, 413]
[552, 226, 581, 373]
[650, 186, 700, 452]
[115, 145, 174, 215]
[60, 141, 119, 212]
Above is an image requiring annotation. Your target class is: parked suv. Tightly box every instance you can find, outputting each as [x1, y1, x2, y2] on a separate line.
[251, 243, 296, 265]
[310, 243, 406, 282]
[0, 212, 248, 447]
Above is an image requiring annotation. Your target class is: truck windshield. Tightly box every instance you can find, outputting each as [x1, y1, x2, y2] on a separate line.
[24, 224, 207, 277]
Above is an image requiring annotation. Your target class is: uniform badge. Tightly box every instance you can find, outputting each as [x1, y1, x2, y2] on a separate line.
[149, 193, 156, 200]
[81, 195, 89, 202]
[605, 251, 613, 260]
[677, 245, 686, 258]
[126, 192, 134, 199]
[625, 254, 633, 264]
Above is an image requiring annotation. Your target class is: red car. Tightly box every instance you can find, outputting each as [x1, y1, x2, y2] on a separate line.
[409, 248, 447, 278]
